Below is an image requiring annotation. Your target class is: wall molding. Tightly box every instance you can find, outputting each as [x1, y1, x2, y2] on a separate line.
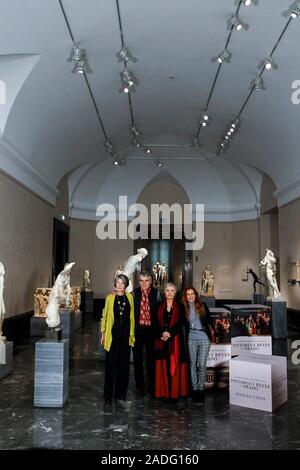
[0, 138, 58, 205]
[274, 173, 300, 208]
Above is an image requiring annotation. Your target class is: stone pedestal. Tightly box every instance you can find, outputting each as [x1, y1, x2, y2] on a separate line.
[60, 308, 74, 349]
[230, 353, 287, 412]
[267, 300, 287, 339]
[81, 291, 94, 313]
[30, 317, 47, 336]
[201, 296, 216, 308]
[34, 339, 69, 408]
[0, 341, 13, 380]
[253, 293, 266, 305]
[73, 311, 82, 331]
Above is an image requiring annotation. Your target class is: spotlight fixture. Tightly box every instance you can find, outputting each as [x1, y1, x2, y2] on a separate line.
[202, 121, 207, 127]
[131, 125, 140, 137]
[116, 46, 135, 64]
[155, 160, 164, 168]
[105, 140, 114, 153]
[251, 76, 265, 91]
[230, 14, 243, 31]
[217, 49, 232, 64]
[203, 112, 209, 121]
[260, 57, 277, 71]
[192, 137, 201, 147]
[120, 69, 136, 93]
[132, 137, 142, 149]
[231, 117, 240, 129]
[144, 148, 152, 155]
[113, 156, 126, 166]
[244, 0, 251, 5]
[291, 6, 300, 18]
[71, 45, 87, 74]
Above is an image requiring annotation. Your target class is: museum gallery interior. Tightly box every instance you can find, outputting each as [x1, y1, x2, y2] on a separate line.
[1, 0, 300, 452]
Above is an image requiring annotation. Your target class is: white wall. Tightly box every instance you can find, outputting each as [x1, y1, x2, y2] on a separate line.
[279, 197, 300, 309]
[0, 170, 53, 318]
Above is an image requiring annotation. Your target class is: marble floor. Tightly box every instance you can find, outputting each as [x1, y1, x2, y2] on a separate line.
[0, 315, 300, 450]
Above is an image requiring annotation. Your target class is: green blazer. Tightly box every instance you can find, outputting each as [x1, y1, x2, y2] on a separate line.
[100, 292, 135, 352]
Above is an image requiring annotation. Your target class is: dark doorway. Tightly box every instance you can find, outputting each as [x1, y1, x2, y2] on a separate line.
[52, 217, 70, 283]
[134, 225, 193, 293]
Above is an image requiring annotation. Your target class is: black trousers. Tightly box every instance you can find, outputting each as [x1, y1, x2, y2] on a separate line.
[133, 327, 155, 394]
[103, 336, 131, 401]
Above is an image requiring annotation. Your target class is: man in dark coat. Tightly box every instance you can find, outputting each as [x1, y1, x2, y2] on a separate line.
[133, 271, 163, 396]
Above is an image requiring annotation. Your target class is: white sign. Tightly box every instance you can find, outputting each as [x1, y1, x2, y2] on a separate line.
[207, 344, 231, 368]
[230, 353, 287, 412]
[231, 336, 272, 356]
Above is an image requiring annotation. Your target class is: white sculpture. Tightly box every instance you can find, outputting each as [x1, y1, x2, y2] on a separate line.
[120, 248, 148, 292]
[83, 269, 92, 292]
[201, 264, 215, 296]
[260, 249, 282, 300]
[0, 262, 6, 343]
[45, 262, 75, 329]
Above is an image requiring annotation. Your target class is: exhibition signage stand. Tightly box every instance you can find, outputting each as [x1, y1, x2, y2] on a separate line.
[229, 353, 287, 412]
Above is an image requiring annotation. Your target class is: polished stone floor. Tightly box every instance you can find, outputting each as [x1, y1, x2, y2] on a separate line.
[0, 315, 300, 450]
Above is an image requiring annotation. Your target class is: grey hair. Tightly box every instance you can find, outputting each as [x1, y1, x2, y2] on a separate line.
[164, 282, 177, 292]
[138, 271, 152, 281]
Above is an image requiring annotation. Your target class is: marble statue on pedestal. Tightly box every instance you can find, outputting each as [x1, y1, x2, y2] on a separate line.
[45, 262, 75, 329]
[83, 269, 92, 292]
[119, 248, 148, 292]
[260, 249, 282, 300]
[201, 264, 215, 296]
[0, 262, 6, 343]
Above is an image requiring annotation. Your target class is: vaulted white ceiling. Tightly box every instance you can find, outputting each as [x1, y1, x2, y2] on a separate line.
[0, 0, 300, 211]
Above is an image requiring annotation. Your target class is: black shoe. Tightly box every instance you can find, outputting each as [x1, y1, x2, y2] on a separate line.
[198, 390, 205, 403]
[192, 390, 198, 402]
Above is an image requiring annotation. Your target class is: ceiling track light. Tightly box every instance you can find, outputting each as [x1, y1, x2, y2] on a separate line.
[120, 69, 136, 93]
[230, 14, 243, 31]
[105, 140, 114, 153]
[72, 45, 83, 63]
[113, 156, 126, 166]
[116, 46, 135, 64]
[144, 148, 152, 156]
[192, 137, 201, 147]
[131, 125, 140, 137]
[217, 49, 232, 64]
[291, 6, 300, 18]
[155, 160, 164, 168]
[132, 137, 142, 149]
[261, 56, 277, 71]
[244, 0, 252, 6]
[251, 76, 265, 91]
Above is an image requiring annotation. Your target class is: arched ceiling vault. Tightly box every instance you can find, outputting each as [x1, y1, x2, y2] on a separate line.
[0, 0, 299, 207]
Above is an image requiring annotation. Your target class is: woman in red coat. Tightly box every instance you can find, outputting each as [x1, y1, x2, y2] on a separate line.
[154, 282, 189, 400]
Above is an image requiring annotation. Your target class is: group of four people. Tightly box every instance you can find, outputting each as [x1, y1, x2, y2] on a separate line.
[100, 271, 211, 405]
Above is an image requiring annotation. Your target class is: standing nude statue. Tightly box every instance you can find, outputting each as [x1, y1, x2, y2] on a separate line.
[260, 249, 281, 300]
[46, 262, 75, 329]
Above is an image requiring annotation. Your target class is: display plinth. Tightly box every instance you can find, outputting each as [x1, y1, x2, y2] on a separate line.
[253, 293, 266, 305]
[267, 300, 287, 339]
[229, 353, 287, 412]
[34, 339, 69, 408]
[81, 291, 94, 313]
[0, 341, 13, 380]
[74, 310, 82, 331]
[224, 304, 269, 311]
[30, 317, 47, 336]
[60, 308, 74, 349]
[201, 296, 216, 308]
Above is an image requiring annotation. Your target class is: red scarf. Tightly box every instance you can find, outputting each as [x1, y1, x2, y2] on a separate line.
[139, 287, 151, 326]
[155, 300, 180, 376]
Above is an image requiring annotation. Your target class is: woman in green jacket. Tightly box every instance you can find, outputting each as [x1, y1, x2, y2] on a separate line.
[100, 274, 135, 404]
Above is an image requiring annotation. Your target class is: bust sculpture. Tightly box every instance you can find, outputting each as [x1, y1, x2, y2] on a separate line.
[201, 264, 215, 296]
[45, 262, 75, 329]
[83, 269, 92, 292]
[0, 262, 6, 343]
[120, 248, 148, 292]
[260, 249, 282, 300]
